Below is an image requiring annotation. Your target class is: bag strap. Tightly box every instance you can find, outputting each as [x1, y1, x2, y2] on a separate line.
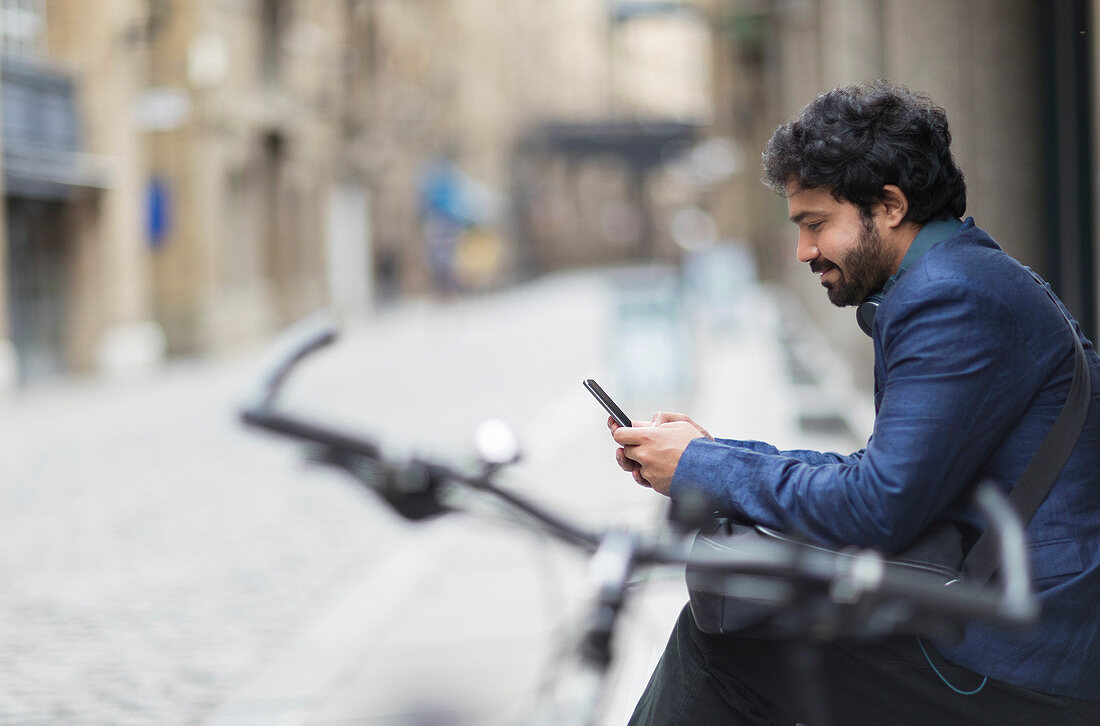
[961, 271, 1092, 585]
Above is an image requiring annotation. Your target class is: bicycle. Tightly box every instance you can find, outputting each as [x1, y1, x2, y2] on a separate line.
[239, 315, 1038, 726]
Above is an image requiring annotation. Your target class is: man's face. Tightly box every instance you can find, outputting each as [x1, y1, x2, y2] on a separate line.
[785, 185, 897, 307]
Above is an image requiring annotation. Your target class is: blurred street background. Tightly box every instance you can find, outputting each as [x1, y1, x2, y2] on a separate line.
[1, 0, 1098, 724]
[0, 263, 867, 726]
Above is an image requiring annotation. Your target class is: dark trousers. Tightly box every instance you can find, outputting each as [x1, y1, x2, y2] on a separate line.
[628, 605, 1100, 726]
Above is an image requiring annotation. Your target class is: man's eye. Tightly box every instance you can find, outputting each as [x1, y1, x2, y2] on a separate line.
[807, 222, 822, 232]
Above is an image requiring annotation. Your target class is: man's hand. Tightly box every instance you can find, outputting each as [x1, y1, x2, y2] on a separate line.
[608, 412, 712, 495]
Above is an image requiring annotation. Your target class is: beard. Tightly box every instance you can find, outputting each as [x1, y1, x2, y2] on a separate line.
[811, 218, 895, 307]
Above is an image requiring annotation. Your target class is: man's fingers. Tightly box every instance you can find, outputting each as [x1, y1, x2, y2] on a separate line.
[615, 447, 650, 486]
[612, 427, 647, 446]
[651, 411, 711, 439]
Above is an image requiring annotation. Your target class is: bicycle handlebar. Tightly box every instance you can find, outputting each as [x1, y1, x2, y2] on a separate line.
[239, 317, 1039, 634]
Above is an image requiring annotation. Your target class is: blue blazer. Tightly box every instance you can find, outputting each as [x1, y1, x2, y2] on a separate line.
[672, 219, 1100, 699]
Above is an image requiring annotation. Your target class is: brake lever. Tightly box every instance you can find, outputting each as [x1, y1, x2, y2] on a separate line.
[240, 314, 384, 460]
[246, 314, 339, 411]
[971, 481, 1038, 624]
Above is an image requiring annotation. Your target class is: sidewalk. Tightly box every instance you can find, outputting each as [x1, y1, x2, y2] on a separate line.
[199, 278, 869, 726]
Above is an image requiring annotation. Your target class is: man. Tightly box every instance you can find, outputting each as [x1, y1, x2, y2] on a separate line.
[612, 82, 1100, 725]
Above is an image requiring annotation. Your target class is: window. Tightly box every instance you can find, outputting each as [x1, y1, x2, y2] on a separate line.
[261, 0, 289, 83]
[1, 0, 46, 60]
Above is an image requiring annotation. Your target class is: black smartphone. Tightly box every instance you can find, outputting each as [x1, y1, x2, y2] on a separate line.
[583, 379, 632, 428]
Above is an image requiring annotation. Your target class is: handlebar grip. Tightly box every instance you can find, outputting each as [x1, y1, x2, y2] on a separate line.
[867, 480, 1037, 629]
[872, 559, 1038, 628]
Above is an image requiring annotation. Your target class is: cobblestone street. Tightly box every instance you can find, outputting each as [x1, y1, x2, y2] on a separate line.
[0, 330, 391, 726]
[0, 270, 631, 726]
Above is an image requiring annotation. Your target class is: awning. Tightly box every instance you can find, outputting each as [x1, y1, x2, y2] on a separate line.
[517, 119, 705, 170]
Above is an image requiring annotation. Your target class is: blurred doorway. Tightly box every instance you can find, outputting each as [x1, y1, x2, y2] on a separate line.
[5, 197, 73, 383]
[511, 120, 702, 276]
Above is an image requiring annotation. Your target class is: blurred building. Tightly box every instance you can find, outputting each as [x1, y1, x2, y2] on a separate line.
[704, 0, 1099, 388]
[138, 0, 367, 354]
[355, 0, 715, 283]
[0, 0, 717, 387]
[1, 0, 153, 387]
[507, 3, 716, 274]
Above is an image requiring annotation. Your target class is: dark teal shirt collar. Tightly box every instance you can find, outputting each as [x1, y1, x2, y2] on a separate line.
[898, 217, 964, 272]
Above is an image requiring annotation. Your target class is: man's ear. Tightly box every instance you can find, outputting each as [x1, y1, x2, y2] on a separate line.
[877, 185, 909, 228]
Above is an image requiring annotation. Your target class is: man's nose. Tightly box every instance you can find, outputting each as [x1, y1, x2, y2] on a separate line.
[795, 232, 818, 263]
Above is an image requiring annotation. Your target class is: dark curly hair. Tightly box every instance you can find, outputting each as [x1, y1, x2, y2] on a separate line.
[762, 81, 966, 223]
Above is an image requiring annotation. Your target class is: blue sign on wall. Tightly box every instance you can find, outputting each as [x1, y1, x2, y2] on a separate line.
[146, 177, 172, 250]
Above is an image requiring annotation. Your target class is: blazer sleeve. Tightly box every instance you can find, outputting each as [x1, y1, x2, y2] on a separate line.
[713, 438, 866, 466]
[672, 279, 1034, 551]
